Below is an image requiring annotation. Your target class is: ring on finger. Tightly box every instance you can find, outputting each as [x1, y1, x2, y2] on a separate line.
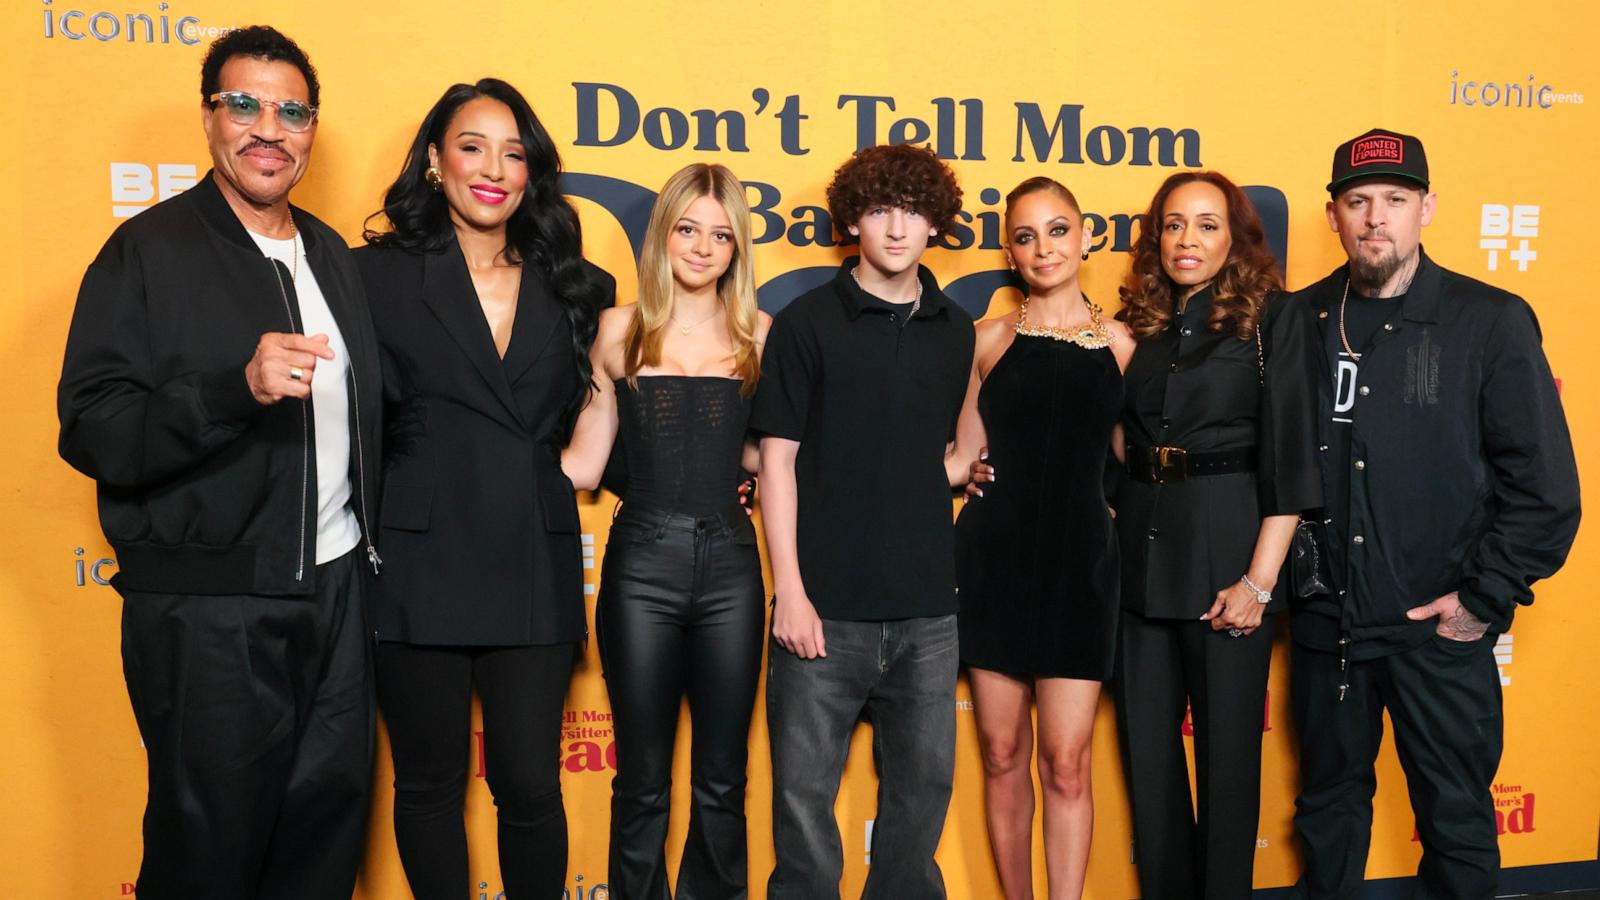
[289, 366, 304, 382]
[1227, 626, 1245, 638]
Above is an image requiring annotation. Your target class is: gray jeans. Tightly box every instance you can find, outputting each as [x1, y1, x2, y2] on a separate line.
[766, 614, 958, 900]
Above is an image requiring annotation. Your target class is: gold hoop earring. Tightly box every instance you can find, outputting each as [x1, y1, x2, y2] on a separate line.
[425, 166, 443, 191]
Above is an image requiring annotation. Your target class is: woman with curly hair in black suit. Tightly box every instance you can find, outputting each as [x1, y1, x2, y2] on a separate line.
[1112, 170, 1320, 899]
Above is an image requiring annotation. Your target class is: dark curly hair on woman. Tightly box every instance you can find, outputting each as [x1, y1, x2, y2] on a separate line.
[826, 144, 963, 244]
[363, 78, 604, 435]
[1117, 170, 1281, 342]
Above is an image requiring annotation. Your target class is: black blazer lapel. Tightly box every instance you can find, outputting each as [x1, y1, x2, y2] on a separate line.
[420, 243, 522, 426]
[500, 265, 564, 388]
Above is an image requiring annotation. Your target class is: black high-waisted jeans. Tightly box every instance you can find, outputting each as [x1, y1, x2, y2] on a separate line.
[597, 505, 766, 900]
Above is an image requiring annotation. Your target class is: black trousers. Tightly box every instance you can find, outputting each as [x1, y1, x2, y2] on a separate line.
[1290, 634, 1503, 900]
[375, 640, 576, 900]
[1114, 609, 1274, 900]
[597, 507, 765, 900]
[120, 549, 374, 900]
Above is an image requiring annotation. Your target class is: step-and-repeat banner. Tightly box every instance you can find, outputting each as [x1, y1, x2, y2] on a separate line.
[3, 2, 1596, 897]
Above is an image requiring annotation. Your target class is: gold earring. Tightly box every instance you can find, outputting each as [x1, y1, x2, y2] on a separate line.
[425, 166, 443, 191]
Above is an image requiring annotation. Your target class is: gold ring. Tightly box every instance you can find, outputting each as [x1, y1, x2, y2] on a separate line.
[289, 366, 304, 382]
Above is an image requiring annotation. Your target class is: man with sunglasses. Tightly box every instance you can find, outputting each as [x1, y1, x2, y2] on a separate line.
[58, 25, 379, 900]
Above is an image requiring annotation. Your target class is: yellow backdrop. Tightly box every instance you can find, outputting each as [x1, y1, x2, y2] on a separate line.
[3, 2, 1596, 897]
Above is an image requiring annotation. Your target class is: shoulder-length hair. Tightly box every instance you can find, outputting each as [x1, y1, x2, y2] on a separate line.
[362, 78, 604, 430]
[624, 163, 760, 395]
[1117, 170, 1282, 341]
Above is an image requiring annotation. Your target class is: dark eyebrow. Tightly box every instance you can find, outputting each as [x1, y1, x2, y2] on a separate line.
[454, 130, 523, 145]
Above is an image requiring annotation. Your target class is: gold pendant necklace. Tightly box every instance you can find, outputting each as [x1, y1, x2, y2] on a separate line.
[671, 307, 720, 335]
[1015, 295, 1111, 349]
[287, 217, 299, 284]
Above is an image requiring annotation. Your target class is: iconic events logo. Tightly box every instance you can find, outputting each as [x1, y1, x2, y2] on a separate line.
[1449, 70, 1584, 108]
[40, 1, 231, 45]
[73, 546, 116, 587]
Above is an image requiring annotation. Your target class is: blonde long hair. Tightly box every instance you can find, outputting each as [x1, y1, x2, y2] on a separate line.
[624, 163, 761, 394]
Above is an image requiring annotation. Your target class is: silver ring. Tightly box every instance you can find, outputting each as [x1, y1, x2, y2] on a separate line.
[1227, 627, 1245, 638]
[289, 366, 304, 382]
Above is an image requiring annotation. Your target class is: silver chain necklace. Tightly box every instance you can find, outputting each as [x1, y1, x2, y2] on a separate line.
[852, 265, 922, 317]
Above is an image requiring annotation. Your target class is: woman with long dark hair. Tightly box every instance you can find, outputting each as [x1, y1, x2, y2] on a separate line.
[561, 162, 768, 900]
[355, 78, 612, 899]
[1111, 171, 1320, 898]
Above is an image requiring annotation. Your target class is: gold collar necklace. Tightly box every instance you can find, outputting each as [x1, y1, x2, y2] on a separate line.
[1015, 295, 1111, 349]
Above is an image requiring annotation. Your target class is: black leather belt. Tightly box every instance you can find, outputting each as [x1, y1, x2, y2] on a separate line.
[1127, 445, 1257, 484]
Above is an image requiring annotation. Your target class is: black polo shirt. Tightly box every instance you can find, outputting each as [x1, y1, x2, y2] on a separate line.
[752, 260, 975, 621]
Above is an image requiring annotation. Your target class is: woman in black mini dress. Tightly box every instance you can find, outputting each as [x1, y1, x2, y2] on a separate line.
[950, 177, 1134, 900]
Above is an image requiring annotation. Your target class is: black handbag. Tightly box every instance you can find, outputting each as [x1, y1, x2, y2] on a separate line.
[1291, 518, 1333, 597]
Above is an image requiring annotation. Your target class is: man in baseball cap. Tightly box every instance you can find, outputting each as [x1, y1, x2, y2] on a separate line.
[1287, 128, 1580, 899]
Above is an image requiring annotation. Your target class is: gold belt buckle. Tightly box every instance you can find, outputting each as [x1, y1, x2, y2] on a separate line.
[1154, 446, 1188, 484]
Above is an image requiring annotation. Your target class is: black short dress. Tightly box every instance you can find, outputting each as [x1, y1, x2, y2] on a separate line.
[955, 315, 1124, 680]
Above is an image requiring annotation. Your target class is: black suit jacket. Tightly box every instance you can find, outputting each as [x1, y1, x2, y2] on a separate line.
[1113, 288, 1323, 619]
[354, 239, 614, 645]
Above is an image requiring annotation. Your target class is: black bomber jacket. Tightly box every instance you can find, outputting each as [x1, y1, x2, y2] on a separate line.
[58, 171, 382, 596]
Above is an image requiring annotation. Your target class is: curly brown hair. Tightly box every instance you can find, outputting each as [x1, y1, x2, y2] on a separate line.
[1117, 171, 1282, 341]
[826, 144, 963, 245]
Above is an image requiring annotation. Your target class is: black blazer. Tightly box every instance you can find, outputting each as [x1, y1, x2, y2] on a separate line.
[1113, 288, 1323, 619]
[354, 239, 614, 645]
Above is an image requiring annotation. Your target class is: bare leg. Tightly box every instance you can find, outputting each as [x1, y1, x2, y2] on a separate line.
[1034, 677, 1101, 900]
[970, 667, 1036, 900]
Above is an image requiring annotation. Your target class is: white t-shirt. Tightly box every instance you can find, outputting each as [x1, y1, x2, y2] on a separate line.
[248, 230, 363, 565]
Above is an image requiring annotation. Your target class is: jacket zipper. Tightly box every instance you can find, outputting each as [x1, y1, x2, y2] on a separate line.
[347, 364, 382, 574]
[268, 260, 310, 583]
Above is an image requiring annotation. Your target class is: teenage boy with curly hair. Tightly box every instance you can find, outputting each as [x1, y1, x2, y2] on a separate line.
[752, 144, 974, 899]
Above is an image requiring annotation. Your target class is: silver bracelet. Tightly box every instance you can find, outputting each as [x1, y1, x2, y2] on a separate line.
[1240, 573, 1273, 605]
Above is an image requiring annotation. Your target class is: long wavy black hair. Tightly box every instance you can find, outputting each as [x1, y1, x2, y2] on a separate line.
[364, 78, 604, 435]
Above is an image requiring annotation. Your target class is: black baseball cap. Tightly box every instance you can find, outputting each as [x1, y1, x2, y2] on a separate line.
[1327, 128, 1429, 195]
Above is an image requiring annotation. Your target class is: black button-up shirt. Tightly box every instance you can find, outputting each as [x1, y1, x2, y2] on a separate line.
[1294, 251, 1581, 660]
[751, 261, 974, 620]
